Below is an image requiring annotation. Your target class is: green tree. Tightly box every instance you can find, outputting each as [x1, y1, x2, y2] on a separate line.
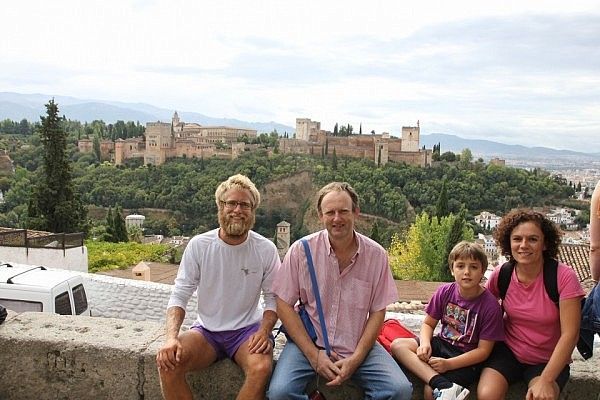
[127, 225, 143, 243]
[332, 147, 338, 170]
[435, 178, 449, 218]
[112, 205, 129, 242]
[369, 220, 382, 245]
[388, 212, 473, 281]
[459, 148, 473, 169]
[28, 99, 88, 233]
[440, 210, 468, 281]
[93, 136, 101, 162]
[105, 207, 115, 241]
[18, 119, 31, 135]
[439, 151, 456, 162]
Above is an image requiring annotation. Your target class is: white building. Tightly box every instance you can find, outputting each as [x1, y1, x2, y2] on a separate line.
[125, 214, 145, 229]
[474, 211, 501, 230]
[545, 207, 577, 227]
[476, 233, 498, 259]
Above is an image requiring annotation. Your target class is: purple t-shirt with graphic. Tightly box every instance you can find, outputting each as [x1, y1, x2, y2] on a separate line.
[426, 282, 504, 352]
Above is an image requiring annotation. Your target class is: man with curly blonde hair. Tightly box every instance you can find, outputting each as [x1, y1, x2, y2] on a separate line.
[156, 174, 280, 400]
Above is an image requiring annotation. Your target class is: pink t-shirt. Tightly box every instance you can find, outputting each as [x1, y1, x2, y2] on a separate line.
[272, 230, 398, 358]
[486, 262, 585, 364]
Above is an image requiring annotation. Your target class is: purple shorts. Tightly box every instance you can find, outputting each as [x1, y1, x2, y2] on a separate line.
[190, 322, 261, 360]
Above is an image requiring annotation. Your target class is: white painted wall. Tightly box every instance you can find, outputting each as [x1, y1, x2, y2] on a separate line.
[80, 273, 199, 328]
[0, 246, 88, 272]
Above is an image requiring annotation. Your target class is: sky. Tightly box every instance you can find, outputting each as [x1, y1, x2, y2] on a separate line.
[2, 0, 599, 152]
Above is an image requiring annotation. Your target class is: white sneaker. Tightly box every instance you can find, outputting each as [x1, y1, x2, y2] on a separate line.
[432, 383, 470, 400]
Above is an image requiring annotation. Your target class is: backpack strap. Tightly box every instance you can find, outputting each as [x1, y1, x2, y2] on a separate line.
[497, 258, 559, 307]
[497, 261, 514, 301]
[542, 258, 559, 307]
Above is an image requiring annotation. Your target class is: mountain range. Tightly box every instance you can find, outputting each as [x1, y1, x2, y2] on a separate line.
[1, 92, 598, 165]
[420, 133, 600, 163]
[0, 92, 294, 134]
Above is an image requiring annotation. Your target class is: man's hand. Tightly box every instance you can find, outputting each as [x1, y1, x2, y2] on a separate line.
[247, 328, 273, 354]
[310, 349, 342, 384]
[326, 354, 361, 386]
[156, 337, 183, 371]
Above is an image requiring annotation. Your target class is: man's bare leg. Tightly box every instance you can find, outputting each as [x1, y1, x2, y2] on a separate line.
[234, 336, 273, 400]
[158, 330, 218, 400]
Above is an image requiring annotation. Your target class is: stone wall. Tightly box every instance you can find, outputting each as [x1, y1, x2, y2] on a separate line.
[0, 310, 598, 400]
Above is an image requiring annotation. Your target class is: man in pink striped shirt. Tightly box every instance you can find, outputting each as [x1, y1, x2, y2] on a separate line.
[268, 182, 412, 400]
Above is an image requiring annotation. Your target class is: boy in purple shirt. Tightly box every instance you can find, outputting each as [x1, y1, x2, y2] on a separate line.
[392, 241, 504, 400]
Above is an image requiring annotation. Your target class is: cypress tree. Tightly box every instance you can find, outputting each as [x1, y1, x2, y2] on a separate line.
[105, 207, 115, 242]
[28, 99, 88, 233]
[113, 205, 128, 242]
[435, 178, 449, 218]
[440, 211, 467, 282]
[93, 135, 101, 161]
[370, 220, 382, 244]
[332, 147, 338, 170]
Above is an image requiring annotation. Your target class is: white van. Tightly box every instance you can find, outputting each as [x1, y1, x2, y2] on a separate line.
[0, 262, 90, 316]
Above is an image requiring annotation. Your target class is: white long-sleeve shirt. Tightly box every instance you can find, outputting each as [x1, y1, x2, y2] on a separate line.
[168, 228, 280, 331]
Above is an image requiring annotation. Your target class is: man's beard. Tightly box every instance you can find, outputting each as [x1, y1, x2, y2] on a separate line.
[218, 211, 255, 237]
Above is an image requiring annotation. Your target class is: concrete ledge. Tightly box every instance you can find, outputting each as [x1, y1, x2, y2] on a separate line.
[0, 312, 598, 399]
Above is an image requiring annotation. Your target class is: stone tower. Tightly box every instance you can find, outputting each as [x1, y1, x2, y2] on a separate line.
[401, 121, 420, 152]
[276, 221, 291, 259]
[374, 140, 389, 166]
[114, 139, 124, 165]
[296, 118, 320, 142]
[172, 111, 180, 127]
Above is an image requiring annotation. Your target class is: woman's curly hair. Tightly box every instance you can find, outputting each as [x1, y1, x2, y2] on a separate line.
[493, 208, 562, 260]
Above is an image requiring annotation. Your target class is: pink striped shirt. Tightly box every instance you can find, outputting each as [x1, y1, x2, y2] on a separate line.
[273, 230, 398, 358]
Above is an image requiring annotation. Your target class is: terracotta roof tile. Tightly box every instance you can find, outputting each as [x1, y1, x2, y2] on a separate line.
[558, 244, 591, 282]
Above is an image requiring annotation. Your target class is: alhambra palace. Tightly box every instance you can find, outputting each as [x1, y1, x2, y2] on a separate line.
[77, 112, 433, 167]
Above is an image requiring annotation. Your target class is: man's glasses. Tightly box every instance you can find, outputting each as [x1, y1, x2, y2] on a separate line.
[220, 200, 252, 210]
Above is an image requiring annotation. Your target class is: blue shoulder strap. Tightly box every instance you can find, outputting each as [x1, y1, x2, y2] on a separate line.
[301, 239, 331, 356]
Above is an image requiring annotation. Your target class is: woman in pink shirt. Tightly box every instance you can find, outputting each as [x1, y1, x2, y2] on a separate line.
[477, 209, 584, 400]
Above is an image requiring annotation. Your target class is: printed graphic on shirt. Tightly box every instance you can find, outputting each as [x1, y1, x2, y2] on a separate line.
[441, 302, 477, 346]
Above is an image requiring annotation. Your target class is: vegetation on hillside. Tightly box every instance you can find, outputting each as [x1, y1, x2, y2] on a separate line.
[86, 241, 174, 272]
[0, 116, 575, 247]
[0, 113, 580, 276]
[389, 212, 474, 281]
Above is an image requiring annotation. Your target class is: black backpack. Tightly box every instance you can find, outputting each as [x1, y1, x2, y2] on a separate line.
[497, 258, 595, 360]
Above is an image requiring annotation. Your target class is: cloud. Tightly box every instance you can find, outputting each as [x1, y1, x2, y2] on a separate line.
[1, 2, 599, 152]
